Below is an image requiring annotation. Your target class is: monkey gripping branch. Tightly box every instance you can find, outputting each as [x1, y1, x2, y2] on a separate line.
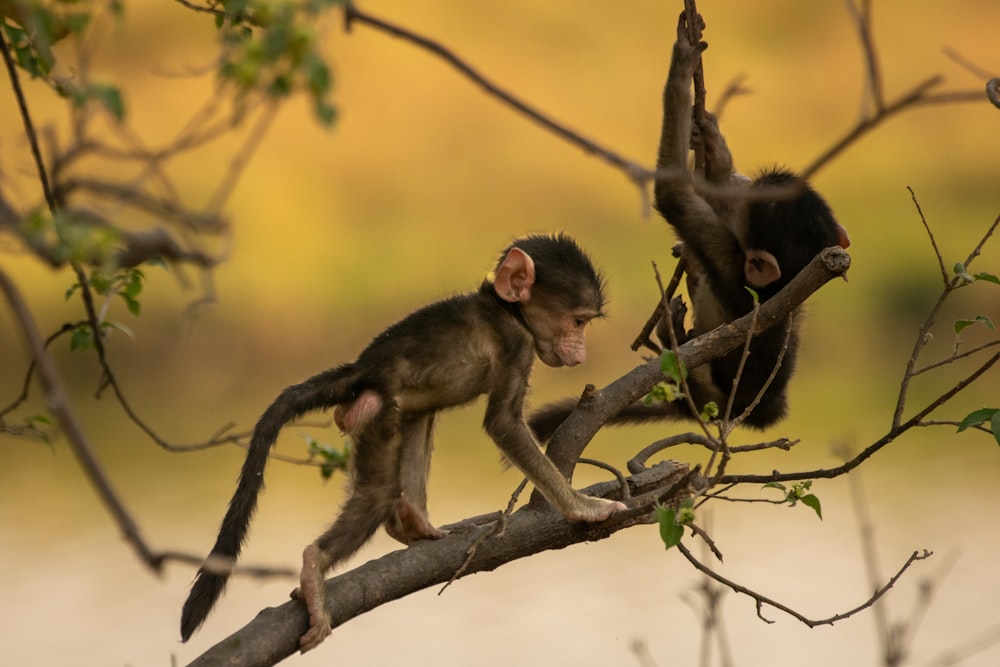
[187, 246, 851, 667]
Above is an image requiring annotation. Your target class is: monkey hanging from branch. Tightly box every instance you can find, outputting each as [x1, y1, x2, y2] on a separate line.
[180, 233, 626, 652]
[529, 10, 850, 440]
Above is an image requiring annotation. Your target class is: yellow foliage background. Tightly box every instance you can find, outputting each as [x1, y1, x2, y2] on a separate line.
[1, 1, 999, 665]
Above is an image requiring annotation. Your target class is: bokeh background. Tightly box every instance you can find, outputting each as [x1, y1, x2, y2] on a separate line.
[2, 1, 999, 665]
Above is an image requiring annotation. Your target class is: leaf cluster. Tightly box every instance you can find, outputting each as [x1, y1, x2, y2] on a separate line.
[214, 0, 342, 125]
[2, 0, 126, 120]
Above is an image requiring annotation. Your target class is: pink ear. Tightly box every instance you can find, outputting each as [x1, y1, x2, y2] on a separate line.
[493, 247, 536, 302]
[744, 249, 781, 288]
[837, 224, 851, 249]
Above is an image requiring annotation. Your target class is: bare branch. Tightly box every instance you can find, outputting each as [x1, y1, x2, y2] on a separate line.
[0, 266, 202, 573]
[843, 0, 884, 112]
[721, 351, 999, 486]
[801, 76, 943, 179]
[0, 28, 56, 210]
[908, 187, 949, 284]
[678, 542, 933, 628]
[342, 3, 647, 182]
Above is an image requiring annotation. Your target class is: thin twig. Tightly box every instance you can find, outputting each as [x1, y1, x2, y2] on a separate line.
[721, 352, 999, 485]
[909, 186, 949, 283]
[343, 3, 646, 182]
[801, 76, 942, 179]
[578, 458, 632, 503]
[677, 542, 932, 628]
[844, 0, 884, 112]
[727, 316, 795, 434]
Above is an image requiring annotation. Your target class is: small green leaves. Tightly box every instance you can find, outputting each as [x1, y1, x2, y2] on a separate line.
[655, 498, 694, 551]
[304, 435, 351, 480]
[22, 209, 119, 265]
[88, 83, 126, 122]
[118, 268, 144, 316]
[55, 79, 127, 122]
[957, 408, 1000, 446]
[214, 0, 339, 126]
[645, 381, 681, 405]
[64, 267, 148, 351]
[699, 401, 720, 422]
[24, 414, 53, 444]
[6, 414, 53, 444]
[66, 267, 146, 316]
[644, 349, 690, 406]
[1, 21, 54, 78]
[764, 480, 823, 520]
[953, 263, 1000, 286]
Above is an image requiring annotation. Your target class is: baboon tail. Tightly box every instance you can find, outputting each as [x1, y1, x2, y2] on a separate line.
[527, 397, 579, 442]
[528, 396, 698, 444]
[180, 364, 359, 641]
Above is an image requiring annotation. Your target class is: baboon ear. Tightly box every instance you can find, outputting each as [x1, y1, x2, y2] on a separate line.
[493, 247, 536, 303]
[836, 224, 851, 249]
[744, 249, 781, 288]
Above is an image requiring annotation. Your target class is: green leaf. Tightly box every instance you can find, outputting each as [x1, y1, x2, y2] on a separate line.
[645, 381, 683, 405]
[22, 414, 53, 444]
[992, 412, 1000, 447]
[699, 401, 719, 422]
[957, 407, 1000, 432]
[800, 494, 823, 520]
[762, 482, 786, 492]
[745, 286, 760, 303]
[676, 497, 696, 525]
[69, 326, 93, 351]
[89, 83, 125, 122]
[659, 349, 687, 383]
[305, 55, 331, 96]
[955, 315, 995, 334]
[304, 435, 351, 480]
[974, 272, 1000, 285]
[122, 269, 144, 299]
[314, 98, 337, 127]
[656, 507, 684, 550]
[88, 271, 113, 295]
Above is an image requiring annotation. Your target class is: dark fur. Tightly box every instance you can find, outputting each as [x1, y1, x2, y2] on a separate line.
[181, 234, 618, 643]
[529, 14, 847, 442]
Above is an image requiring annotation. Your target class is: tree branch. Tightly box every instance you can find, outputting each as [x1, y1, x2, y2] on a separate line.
[187, 461, 693, 667]
[677, 542, 933, 628]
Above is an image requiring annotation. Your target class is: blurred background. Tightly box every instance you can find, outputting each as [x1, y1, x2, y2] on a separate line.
[1, 1, 999, 665]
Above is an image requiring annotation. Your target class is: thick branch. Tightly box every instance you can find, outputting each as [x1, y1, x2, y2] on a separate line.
[186, 461, 691, 667]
